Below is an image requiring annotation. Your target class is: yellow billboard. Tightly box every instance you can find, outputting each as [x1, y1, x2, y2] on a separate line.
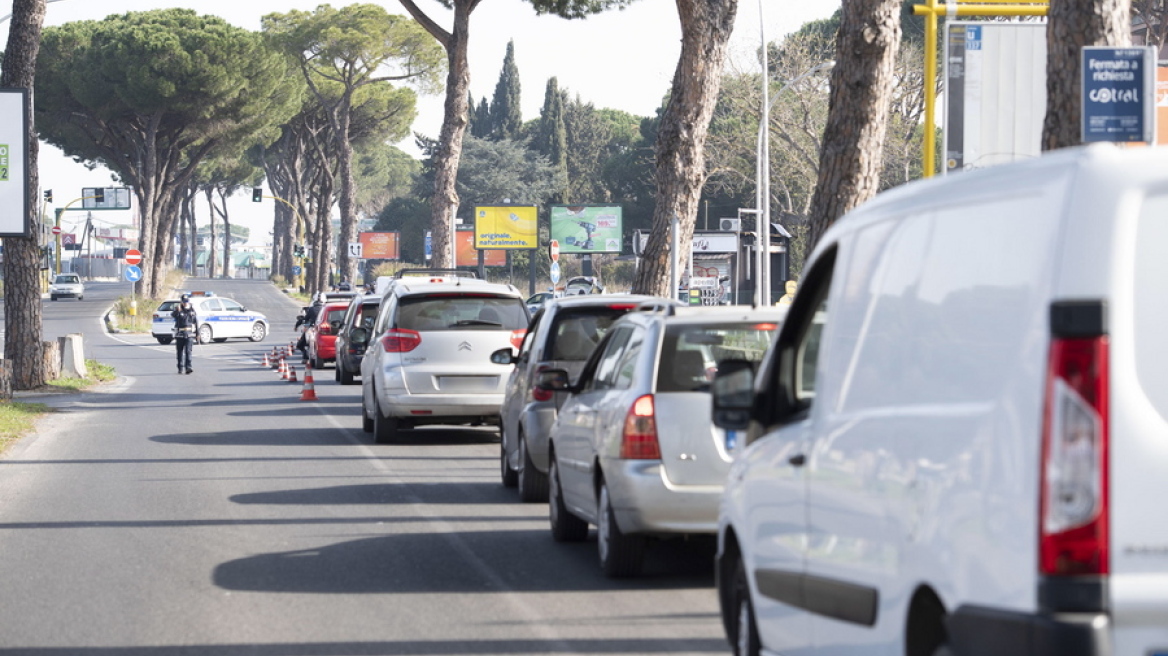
[473, 205, 538, 250]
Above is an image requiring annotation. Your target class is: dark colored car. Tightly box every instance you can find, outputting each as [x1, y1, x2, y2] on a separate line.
[334, 293, 381, 386]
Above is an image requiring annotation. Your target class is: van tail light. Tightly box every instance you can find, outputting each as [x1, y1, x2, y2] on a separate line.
[380, 329, 421, 353]
[1040, 336, 1109, 576]
[620, 394, 661, 460]
[320, 324, 332, 335]
[531, 364, 554, 402]
[511, 329, 527, 350]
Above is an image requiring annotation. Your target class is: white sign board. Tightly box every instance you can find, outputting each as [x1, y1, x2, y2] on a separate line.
[0, 89, 29, 237]
[944, 23, 1047, 173]
[635, 230, 739, 255]
[348, 242, 363, 258]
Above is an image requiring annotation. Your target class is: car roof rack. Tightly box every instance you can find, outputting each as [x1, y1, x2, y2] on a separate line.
[394, 268, 478, 280]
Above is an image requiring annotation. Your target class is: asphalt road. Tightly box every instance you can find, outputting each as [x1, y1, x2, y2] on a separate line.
[0, 278, 726, 655]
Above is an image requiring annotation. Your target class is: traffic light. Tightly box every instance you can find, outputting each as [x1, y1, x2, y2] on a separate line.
[94, 188, 105, 203]
[294, 245, 304, 258]
[252, 187, 263, 202]
[43, 189, 52, 203]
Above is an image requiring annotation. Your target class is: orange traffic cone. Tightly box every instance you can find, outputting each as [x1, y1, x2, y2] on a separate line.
[287, 364, 298, 383]
[262, 352, 271, 368]
[299, 368, 318, 401]
[279, 358, 289, 380]
[270, 348, 280, 369]
[285, 344, 293, 357]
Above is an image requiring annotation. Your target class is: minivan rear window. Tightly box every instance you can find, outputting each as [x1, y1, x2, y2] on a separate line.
[547, 308, 629, 361]
[396, 295, 527, 331]
[657, 322, 777, 393]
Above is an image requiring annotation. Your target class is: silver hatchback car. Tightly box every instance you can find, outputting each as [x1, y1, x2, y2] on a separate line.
[359, 275, 529, 444]
[491, 294, 656, 501]
[538, 304, 784, 577]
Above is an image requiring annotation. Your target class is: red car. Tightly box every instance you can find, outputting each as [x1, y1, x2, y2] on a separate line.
[306, 301, 351, 369]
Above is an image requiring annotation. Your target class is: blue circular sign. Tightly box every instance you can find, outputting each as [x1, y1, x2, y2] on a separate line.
[124, 265, 142, 282]
[292, 265, 302, 275]
[549, 261, 561, 284]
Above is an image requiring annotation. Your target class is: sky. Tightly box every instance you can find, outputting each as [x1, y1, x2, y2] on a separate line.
[2, 0, 842, 247]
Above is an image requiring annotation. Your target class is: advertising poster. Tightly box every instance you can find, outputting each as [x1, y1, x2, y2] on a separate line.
[473, 205, 538, 249]
[1081, 47, 1156, 143]
[0, 89, 29, 237]
[358, 231, 400, 259]
[457, 230, 506, 267]
[550, 205, 622, 254]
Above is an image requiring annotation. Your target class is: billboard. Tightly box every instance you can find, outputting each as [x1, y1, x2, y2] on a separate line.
[358, 231, 400, 259]
[1082, 47, 1156, 143]
[0, 89, 29, 237]
[550, 205, 622, 254]
[457, 230, 506, 267]
[473, 205, 538, 250]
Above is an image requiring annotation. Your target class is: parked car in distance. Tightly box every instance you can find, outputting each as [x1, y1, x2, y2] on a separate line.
[525, 291, 555, 315]
[491, 294, 657, 501]
[151, 291, 269, 345]
[334, 293, 381, 385]
[49, 273, 84, 301]
[305, 300, 351, 370]
[539, 303, 783, 577]
[563, 276, 604, 296]
[359, 275, 529, 444]
[712, 143, 1168, 656]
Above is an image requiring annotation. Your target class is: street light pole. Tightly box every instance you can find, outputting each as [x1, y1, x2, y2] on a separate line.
[757, 55, 835, 305]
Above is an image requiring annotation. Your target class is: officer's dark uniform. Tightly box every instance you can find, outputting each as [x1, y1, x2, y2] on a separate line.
[172, 296, 199, 374]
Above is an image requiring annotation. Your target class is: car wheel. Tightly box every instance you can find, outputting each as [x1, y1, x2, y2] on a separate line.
[518, 433, 549, 503]
[198, 324, 213, 344]
[361, 391, 374, 433]
[335, 366, 341, 382]
[212, 338, 228, 343]
[597, 480, 646, 577]
[732, 557, 762, 656]
[78, 296, 84, 301]
[248, 322, 267, 342]
[339, 364, 355, 386]
[549, 455, 588, 542]
[156, 336, 173, 345]
[373, 402, 399, 444]
[311, 355, 323, 370]
[500, 440, 518, 488]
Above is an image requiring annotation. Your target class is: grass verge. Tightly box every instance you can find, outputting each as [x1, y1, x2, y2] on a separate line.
[0, 359, 117, 456]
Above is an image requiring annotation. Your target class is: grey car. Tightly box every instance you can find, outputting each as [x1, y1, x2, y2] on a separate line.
[538, 304, 784, 577]
[491, 294, 656, 501]
[334, 293, 380, 385]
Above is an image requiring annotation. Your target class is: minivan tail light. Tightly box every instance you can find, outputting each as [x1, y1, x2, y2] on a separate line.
[320, 324, 332, 335]
[1040, 336, 1109, 576]
[620, 394, 661, 459]
[380, 329, 421, 353]
[531, 364, 554, 402]
[511, 329, 526, 350]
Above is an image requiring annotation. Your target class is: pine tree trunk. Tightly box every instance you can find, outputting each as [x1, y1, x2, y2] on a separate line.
[427, 1, 473, 269]
[336, 105, 358, 282]
[0, 0, 47, 390]
[630, 0, 737, 297]
[1042, 0, 1131, 150]
[805, 0, 902, 252]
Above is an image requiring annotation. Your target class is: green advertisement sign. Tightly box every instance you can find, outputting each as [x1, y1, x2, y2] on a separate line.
[549, 205, 622, 254]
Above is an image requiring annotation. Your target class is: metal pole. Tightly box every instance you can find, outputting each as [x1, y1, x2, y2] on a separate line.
[759, 0, 772, 305]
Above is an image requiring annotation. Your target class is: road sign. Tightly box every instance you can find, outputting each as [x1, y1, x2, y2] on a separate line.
[1082, 47, 1156, 143]
[125, 249, 142, 265]
[124, 265, 142, 282]
[348, 242, 362, 258]
[549, 239, 560, 262]
[424, 231, 432, 260]
[549, 261, 561, 284]
[292, 265, 302, 275]
[51, 225, 61, 235]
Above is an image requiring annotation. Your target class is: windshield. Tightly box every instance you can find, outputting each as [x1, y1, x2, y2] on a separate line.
[656, 322, 778, 393]
[547, 308, 630, 361]
[55, 275, 80, 284]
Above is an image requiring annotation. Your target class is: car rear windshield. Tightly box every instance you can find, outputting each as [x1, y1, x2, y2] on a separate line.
[55, 275, 80, 284]
[547, 307, 631, 360]
[395, 295, 527, 331]
[157, 301, 179, 312]
[656, 322, 778, 393]
[325, 308, 347, 328]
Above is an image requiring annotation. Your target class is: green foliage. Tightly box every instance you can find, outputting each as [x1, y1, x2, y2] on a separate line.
[0, 401, 50, 455]
[525, 0, 640, 20]
[533, 78, 568, 201]
[489, 40, 523, 141]
[454, 135, 565, 215]
[374, 196, 431, 263]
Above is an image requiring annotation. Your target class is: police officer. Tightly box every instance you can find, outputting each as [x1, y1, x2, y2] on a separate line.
[172, 294, 199, 374]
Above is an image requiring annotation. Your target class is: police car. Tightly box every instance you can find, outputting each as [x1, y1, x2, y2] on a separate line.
[151, 291, 269, 345]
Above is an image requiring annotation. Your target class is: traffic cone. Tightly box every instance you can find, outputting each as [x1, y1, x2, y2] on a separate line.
[299, 368, 318, 401]
[287, 364, 298, 383]
[270, 347, 280, 369]
[285, 344, 293, 358]
[279, 358, 288, 380]
[262, 352, 271, 368]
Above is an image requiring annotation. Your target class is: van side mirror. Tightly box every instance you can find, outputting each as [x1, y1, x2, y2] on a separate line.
[490, 347, 516, 365]
[712, 359, 755, 431]
[349, 327, 369, 345]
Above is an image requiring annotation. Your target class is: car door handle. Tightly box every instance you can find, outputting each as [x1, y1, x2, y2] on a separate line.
[788, 453, 806, 467]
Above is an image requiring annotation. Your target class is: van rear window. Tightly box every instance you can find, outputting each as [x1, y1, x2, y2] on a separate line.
[396, 295, 527, 331]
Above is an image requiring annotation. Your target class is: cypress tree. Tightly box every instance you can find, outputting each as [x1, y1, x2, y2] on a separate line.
[489, 40, 522, 141]
[535, 77, 569, 202]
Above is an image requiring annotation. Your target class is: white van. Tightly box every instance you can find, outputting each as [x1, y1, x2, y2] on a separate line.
[712, 143, 1168, 656]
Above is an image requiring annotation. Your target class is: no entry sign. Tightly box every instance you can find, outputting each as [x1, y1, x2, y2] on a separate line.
[125, 249, 142, 265]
